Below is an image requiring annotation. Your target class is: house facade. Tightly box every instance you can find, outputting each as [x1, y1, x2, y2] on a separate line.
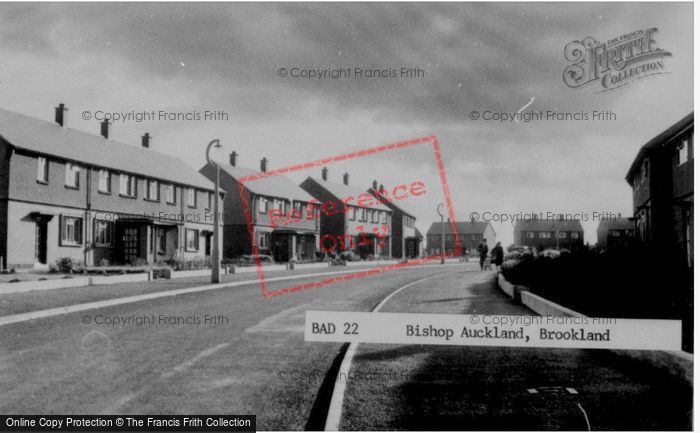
[514, 219, 584, 250]
[426, 221, 496, 256]
[200, 154, 320, 262]
[300, 170, 392, 259]
[596, 217, 635, 250]
[368, 181, 422, 259]
[0, 105, 220, 269]
[625, 112, 693, 270]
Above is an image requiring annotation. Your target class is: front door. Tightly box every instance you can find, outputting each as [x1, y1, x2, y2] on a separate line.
[34, 219, 48, 265]
[272, 233, 289, 262]
[122, 227, 139, 264]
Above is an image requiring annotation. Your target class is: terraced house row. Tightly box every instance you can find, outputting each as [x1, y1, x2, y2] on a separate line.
[0, 105, 423, 269]
[0, 104, 221, 269]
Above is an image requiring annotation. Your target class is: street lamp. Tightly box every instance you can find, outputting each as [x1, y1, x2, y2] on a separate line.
[206, 139, 222, 284]
[437, 203, 445, 265]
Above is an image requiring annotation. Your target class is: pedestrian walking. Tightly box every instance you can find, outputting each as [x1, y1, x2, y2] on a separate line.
[491, 241, 504, 271]
[477, 238, 489, 270]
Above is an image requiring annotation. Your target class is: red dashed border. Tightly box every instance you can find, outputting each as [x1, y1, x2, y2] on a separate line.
[238, 135, 462, 298]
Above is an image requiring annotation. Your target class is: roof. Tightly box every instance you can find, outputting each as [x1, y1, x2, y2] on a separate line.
[597, 217, 635, 232]
[369, 187, 416, 218]
[426, 221, 492, 236]
[514, 219, 584, 232]
[625, 112, 694, 184]
[0, 107, 214, 190]
[305, 177, 392, 212]
[218, 165, 316, 202]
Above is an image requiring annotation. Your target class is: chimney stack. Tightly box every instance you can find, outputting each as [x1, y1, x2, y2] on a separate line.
[260, 157, 268, 172]
[100, 119, 111, 139]
[321, 167, 328, 181]
[372, 180, 378, 190]
[141, 133, 151, 148]
[379, 183, 384, 192]
[229, 151, 238, 167]
[343, 172, 349, 185]
[55, 103, 67, 127]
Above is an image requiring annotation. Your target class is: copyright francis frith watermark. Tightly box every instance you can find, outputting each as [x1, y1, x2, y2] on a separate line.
[563, 27, 672, 92]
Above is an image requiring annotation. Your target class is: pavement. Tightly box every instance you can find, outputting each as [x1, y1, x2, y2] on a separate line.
[0, 263, 692, 430]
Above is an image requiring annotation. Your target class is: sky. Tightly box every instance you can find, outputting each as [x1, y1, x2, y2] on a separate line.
[0, 2, 693, 245]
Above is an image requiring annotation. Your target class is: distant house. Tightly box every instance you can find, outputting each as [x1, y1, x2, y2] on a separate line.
[0, 104, 219, 269]
[514, 219, 584, 250]
[596, 217, 635, 250]
[625, 112, 693, 270]
[300, 169, 392, 259]
[200, 154, 319, 262]
[368, 180, 422, 259]
[426, 221, 496, 256]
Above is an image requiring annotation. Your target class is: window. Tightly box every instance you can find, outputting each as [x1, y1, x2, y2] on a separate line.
[558, 232, 566, 238]
[187, 188, 196, 208]
[642, 159, 649, 181]
[166, 184, 176, 204]
[156, 228, 166, 253]
[370, 210, 377, 223]
[677, 138, 690, 165]
[65, 163, 80, 188]
[98, 170, 111, 193]
[94, 220, 113, 246]
[383, 212, 389, 224]
[186, 229, 199, 251]
[206, 191, 214, 210]
[119, 174, 137, 197]
[360, 208, 367, 221]
[526, 232, 534, 238]
[571, 232, 580, 239]
[146, 180, 159, 201]
[349, 207, 356, 221]
[539, 232, 551, 238]
[258, 197, 268, 214]
[611, 230, 621, 237]
[257, 231, 270, 249]
[37, 157, 49, 183]
[60, 216, 82, 246]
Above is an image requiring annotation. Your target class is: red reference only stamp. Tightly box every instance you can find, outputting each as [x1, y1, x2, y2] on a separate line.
[237, 135, 461, 298]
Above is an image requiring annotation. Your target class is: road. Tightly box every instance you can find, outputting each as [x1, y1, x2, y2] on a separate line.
[0, 264, 692, 430]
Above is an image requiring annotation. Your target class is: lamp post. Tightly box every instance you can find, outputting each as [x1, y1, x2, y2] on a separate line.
[437, 203, 445, 265]
[206, 139, 222, 283]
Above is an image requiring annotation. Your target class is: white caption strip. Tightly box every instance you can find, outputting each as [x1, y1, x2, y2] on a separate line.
[305, 311, 681, 351]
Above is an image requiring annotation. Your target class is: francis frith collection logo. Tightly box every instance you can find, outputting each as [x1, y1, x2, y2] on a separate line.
[563, 27, 672, 92]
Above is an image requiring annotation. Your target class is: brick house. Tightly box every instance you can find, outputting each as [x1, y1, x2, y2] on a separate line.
[596, 217, 635, 250]
[514, 219, 584, 250]
[200, 154, 319, 262]
[368, 180, 422, 259]
[625, 112, 693, 270]
[0, 105, 220, 269]
[300, 169, 392, 259]
[426, 221, 496, 256]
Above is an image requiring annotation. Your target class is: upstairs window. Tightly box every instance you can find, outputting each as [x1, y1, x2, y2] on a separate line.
[65, 163, 80, 188]
[558, 232, 566, 238]
[258, 197, 268, 214]
[37, 157, 49, 183]
[146, 180, 159, 201]
[677, 137, 690, 166]
[207, 191, 214, 210]
[166, 184, 176, 204]
[383, 212, 389, 224]
[349, 207, 356, 221]
[571, 232, 580, 239]
[187, 188, 196, 208]
[98, 170, 111, 193]
[539, 232, 551, 238]
[119, 174, 137, 197]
